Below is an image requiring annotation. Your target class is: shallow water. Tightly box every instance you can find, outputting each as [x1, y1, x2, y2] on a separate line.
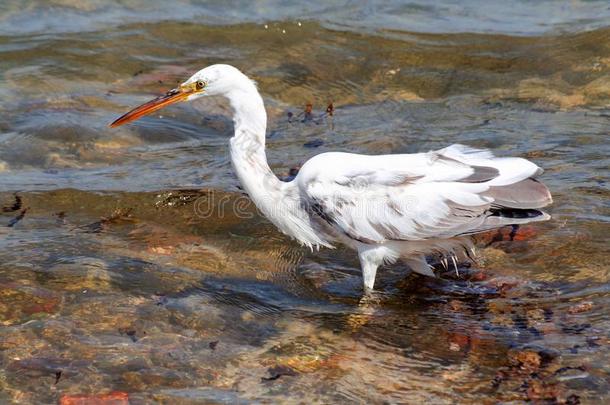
[0, 1, 609, 403]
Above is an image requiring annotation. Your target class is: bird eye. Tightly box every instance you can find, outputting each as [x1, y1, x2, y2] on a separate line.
[195, 80, 205, 90]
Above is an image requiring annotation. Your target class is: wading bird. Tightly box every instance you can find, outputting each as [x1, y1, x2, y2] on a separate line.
[110, 64, 552, 291]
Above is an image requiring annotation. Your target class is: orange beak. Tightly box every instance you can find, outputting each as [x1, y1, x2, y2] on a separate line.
[109, 86, 195, 128]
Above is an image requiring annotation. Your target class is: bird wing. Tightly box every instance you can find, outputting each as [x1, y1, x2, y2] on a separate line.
[296, 144, 550, 243]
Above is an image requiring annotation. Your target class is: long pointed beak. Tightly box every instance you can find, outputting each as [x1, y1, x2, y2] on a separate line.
[109, 86, 194, 128]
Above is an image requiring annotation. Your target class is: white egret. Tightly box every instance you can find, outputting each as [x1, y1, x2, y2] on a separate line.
[110, 64, 552, 291]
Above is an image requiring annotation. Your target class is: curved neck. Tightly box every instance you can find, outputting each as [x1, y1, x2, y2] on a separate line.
[227, 84, 282, 196]
[228, 85, 267, 150]
[226, 83, 331, 249]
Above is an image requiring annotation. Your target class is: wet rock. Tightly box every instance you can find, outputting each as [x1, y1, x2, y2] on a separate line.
[263, 334, 342, 374]
[45, 153, 81, 169]
[561, 323, 591, 334]
[583, 75, 610, 105]
[585, 336, 603, 348]
[262, 365, 298, 381]
[537, 321, 561, 336]
[508, 345, 560, 374]
[390, 89, 423, 102]
[153, 190, 203, 209]
[447, 300, 466, 312]
[0, 326, 40, 351]
[447, 332, 470, 352]
[525, 308, 546, 322]
[475, 227, 515, 245]
[7, 208, 28, 228]
[122, 370, 188, 391]
[1, 194, 21, 212]
[163, 296, 226, 332]
[118, 327, 138, 342]
[555, 366, 589, 382]
[152, 388, 249, 404]
[0, 283, 62, 325]
[294, 99, 331, 122]
[94, 135, 142, 150]
[485, 72, 610, 111]
[448, 342, 461, 352]
[468, 271, 488, 281]
[484, 277, 524, 297]
[47, 257, 113, 292]
[510, 349, 542, 371]
[81, 208, 134, 233]
[566, 394, 582, 405]
[567, 301, 593, 314]
[285, 348, 342, 375]
[6, 357, 81, 385]
[525, 378, 564, 402]
[127, 222, 200, 256]
[303, 138, 324, 148]
[115, 64, 191, 91]
[150, 246, 173, 255]
[441, 364, 473, 382]
[59, 391, 129, 405]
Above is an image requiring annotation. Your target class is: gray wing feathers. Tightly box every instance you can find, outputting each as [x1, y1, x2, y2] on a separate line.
[299, 144, 552, 244]
[485, 178, 553, 209]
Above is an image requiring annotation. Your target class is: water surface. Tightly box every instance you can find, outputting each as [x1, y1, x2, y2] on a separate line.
[0, 1, 609, 403]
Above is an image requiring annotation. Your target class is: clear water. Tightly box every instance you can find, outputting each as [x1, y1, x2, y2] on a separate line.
[0, 1, 609, 403]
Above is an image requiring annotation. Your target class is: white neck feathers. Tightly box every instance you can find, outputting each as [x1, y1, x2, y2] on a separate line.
[225, 81, 331, 249]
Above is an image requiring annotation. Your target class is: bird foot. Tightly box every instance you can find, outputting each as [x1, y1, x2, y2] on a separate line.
[358, 288, 385, 309]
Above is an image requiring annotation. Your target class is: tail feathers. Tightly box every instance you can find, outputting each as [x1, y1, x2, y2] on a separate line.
[482, 208, 550, 229]
[441, 144, 544, 187]
[485, 178, 553, 209]
[459, 206, 550, 237]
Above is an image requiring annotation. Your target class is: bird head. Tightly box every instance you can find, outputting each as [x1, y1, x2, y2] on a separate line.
[109, 64, 252, 127]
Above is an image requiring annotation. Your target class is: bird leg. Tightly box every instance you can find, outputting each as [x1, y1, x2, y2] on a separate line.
[358, 288, 384, 308]
[361, 261, 378, 291]
[357, 246, 386, 291]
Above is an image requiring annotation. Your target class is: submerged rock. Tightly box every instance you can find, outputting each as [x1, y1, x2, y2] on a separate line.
[59, 391, 129, 405]
[0, 283, 62, 326]
[46, 257, 113, 292]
